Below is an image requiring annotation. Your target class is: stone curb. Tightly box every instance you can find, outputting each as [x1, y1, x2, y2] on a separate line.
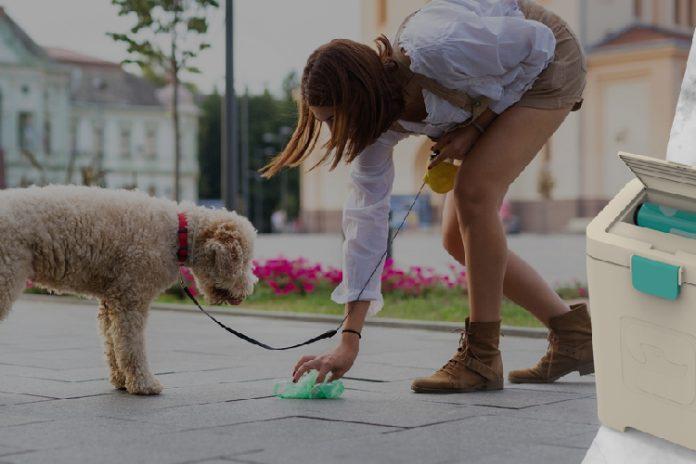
[18, 294, 588, 340]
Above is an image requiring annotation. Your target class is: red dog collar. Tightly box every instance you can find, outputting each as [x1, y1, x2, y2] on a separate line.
[177, 213, 189, 265]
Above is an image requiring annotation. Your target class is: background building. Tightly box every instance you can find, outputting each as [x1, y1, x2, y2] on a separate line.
[300, 0, 696, 233]
[0, 7, 199, 201]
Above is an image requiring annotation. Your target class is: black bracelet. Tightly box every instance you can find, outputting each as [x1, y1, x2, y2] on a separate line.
[342, 329, 362, 339]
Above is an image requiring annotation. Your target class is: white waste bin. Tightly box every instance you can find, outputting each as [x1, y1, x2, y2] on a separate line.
[587, 151, 696, 451]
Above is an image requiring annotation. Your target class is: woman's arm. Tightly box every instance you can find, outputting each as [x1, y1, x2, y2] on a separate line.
[330, 130, 407, 314]
[292, 130, 407, 382]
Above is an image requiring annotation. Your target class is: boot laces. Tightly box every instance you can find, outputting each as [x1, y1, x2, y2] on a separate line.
[542, 332, 559, 377]
[439, 329, 474, 376]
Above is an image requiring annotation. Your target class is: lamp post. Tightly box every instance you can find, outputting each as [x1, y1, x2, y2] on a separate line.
[222, 0, 238, 212]
[240, 87, 250, 215]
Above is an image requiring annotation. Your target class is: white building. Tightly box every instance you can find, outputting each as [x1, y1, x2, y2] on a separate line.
[0, 7, 198, 201]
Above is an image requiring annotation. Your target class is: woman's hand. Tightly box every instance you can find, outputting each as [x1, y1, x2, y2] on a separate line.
[292, 337, 360, 383]
[429, 124, 481, 169]
[292, 302, 367, 383]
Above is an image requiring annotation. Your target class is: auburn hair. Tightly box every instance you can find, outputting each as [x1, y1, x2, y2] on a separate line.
[261, 36, 404, 178]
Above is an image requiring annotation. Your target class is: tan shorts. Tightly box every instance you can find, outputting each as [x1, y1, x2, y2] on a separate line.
[516, 0, 587, 112]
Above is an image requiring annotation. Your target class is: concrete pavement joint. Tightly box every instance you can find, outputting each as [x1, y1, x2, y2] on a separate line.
[180, 415, 406, 434]
[235, 378, 278, 383]
[341, 376, 388, 383]
[380, 413, 499, 434]
[506, 384, 596, 395]
[0, 420, 54, 429]
[0, 361, 64, 372]
[0, 390, 59, 400]
[174, 457, 237, 464]
[226, 458, 267, 464]
[222, 395, 276, 403]
[424, 393, 592, 411]
[172, 349, 238, 358]
[0, 450, 38, 459]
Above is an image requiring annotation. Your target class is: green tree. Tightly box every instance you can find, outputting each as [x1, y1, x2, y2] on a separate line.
[196, 73, 300, 232]
[198, 90, 222, 199]
[109, 0, 219, 202]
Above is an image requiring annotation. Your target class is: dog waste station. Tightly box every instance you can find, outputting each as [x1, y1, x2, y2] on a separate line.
[587, 151, 696, 451]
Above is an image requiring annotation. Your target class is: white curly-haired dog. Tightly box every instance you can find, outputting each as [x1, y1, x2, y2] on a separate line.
[0, 185, 257, 395]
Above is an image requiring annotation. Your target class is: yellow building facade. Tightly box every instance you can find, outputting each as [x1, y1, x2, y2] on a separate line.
[300, 0, 695, 233]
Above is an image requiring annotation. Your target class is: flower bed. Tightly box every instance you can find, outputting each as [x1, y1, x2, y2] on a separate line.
[164, 256, 587, 303]
[26, 256, 588, 328]
[250, 256, 468, 298]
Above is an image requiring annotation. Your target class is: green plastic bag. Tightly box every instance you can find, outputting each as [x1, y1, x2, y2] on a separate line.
[273, 370, 345, 399]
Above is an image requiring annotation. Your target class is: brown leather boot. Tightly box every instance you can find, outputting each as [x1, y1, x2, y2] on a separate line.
[412, 318, 503, 393]
[508, 303, 594, 384]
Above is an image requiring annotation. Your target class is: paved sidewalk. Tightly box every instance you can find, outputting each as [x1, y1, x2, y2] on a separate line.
[0, 298, 598, 464]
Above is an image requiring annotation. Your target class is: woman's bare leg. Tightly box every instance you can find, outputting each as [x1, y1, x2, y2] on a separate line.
[441, 193, 569, 327]
[451, 106, 571, 323]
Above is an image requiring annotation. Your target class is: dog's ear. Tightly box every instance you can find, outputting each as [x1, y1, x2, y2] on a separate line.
[205, 223, 245, 276]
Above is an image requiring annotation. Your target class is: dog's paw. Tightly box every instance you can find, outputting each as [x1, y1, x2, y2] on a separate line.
[109, 372, 127, 390]
[126, 375, 163, 396]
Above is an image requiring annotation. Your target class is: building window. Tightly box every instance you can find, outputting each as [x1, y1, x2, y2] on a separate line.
[69, 118, 78, 156]
[119, 124, 132, 159]
[43, 115, 52, 156]
[92, 122, 104, 160]
[18, 112, 35, 152]
[378, 0, 387, 25]
[634, 0, 642, 19]
[145, 124, 157, 159]
[674, 0, 694, 26]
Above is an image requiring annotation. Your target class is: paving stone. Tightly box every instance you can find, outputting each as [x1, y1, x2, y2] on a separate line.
[0, 348, 105, 371]
[464, 443, 589, 464]
[0, 416, 176, 451]
[210, 416, 393, 444]
[505, 376, 597, 395]
[0, 445, 36, 458]
[133, 392, 497, 430]
[0, 365, 111, 384]
[0, 375, 114, 399]
[0, 414, 54, 428]
[505, 396, 599, 425]
[9, 420, 387, 464]
[3, 384, 272, 422]
[0, 392, 55, 406]
[420, 387, 584, 410]
[245, 414, 597, 464]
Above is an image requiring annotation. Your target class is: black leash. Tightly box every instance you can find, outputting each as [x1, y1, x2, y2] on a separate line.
[179, 181, 427, 350]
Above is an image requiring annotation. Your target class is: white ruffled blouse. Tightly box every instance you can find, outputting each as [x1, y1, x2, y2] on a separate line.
[330, 0, 556, 314]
